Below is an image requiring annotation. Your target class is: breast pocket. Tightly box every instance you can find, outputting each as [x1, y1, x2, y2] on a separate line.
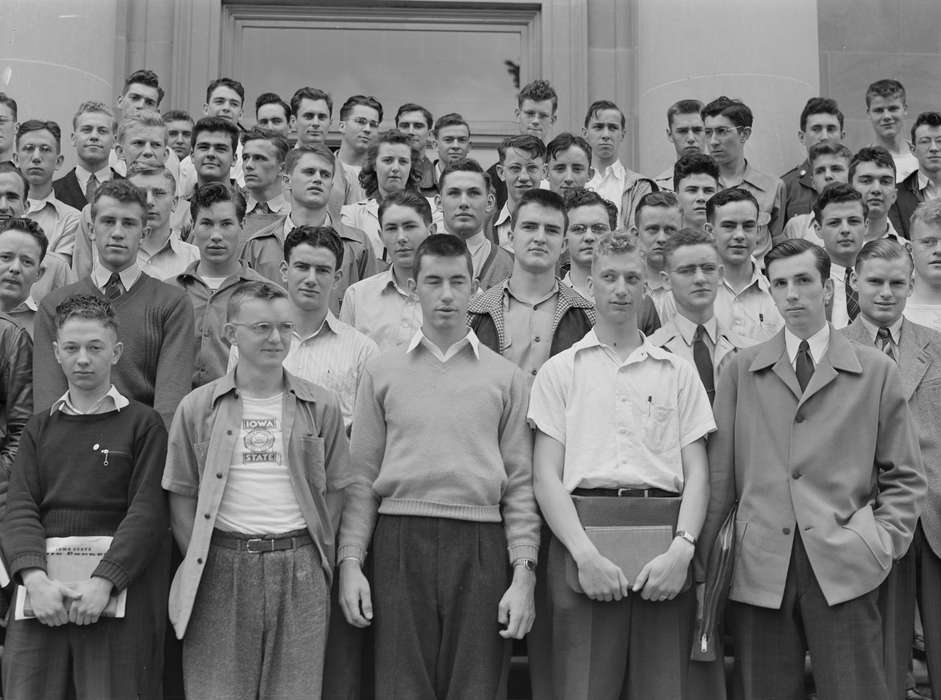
[638, 400, 677, 453]
[302, 436, 326, 494]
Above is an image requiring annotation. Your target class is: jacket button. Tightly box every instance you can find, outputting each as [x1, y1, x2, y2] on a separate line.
[204, 513, 211, 519]
[782, 527, 791, 535]
[795, 414, 804, 423]
[196, 558, 203, 564]
[792, 472, 801, 479]
[216, 472, 223, 478]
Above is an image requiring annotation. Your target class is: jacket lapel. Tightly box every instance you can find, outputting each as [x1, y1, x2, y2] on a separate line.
[751, 331, 803, 401]
[898, 322, 931, 400]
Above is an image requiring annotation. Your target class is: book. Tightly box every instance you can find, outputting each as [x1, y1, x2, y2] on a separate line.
[14, 536, 127, 620]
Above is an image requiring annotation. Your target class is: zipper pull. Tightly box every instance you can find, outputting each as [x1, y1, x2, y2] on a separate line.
[701, 634, 708, 653]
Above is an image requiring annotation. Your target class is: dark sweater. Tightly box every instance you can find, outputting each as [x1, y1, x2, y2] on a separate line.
[33, 274, 195, 427]
[1, 401, 169, 592]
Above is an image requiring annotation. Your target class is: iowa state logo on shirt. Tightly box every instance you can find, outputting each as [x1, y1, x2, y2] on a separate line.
[241, 417, 281, 464]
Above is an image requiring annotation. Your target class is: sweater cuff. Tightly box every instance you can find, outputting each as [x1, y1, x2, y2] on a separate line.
[10, 551, 46, 582]
[93, 559, 130, 592]
[507, 543, 539, 565]
[336, 543, 367, 564]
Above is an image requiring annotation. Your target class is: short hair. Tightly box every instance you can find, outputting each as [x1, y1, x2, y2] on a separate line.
[378, 190, 433, 226]
[701, 96, 753, 129]
[90, 178, 146, 220]
[808, 141, 853, 166]
[206, 77, 244, 104]
[0, 216, 48, 259]
[117, 111, 165, 144]
[284, 144, 335, 176]
[240, 128, 290, 163]
[564, 188, 618, 229]
[126, 162, 177, 190]
[359, 130, 423, 196]
[191, 116, 240, 153]
[865, 79, 906, 109]
[55, 294, 118, 334]
[592, 233, 641, 269]
[855, 238, 913, 274]
[339, 94, 383, 123]
[812, 182, 866, 223]
[511, 188, 568, 231]
[123, 69, 164, 106]
[634, 190, 680, 227]
[433, 112, 470, 136]
[545, 132, 592, 163]
[16, 119, 62, 151]
[283, 225, 344, 270]
[764, 239, 830, 283]
[290, 87, 333, 117]
[72, 101, 116, 131]
[497, 134, 547, 164]
[849, 146, 896, 181]
[227, 281, 287, 321]
[518, 79, 558, 112]
[910, 199, 941, 233]
[666, 99, 704, 128]
[799, 97, 844, 131]
[0, 92, 17, 120]
[662, 227, 716, 265]
[255, 92, 290, 123]
[0, 162, 28, 200]
[438, 157, 491, 193]
[583, 100, 625, 129]
[706, 187, 759, 222]
[673, 152, 719, 191]
[162, 109, 193, 125]
[413, 233, 473, 278]
[911, 111, 941, 144]
[395, 103, 433, 130]
[189, 182, 246, 225]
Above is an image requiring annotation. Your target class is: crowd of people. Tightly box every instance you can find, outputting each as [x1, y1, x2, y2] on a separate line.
[0, 66, 936, 700]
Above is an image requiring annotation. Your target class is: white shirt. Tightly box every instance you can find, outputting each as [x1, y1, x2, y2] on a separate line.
[245, 193, 291, 217]
[714, 262, 783, 342]
[784, 323, 830, 367]
[494, 203, 513, 251]
[74, 164, 113, 195]
[406, 328, 481, 363]
[859, 314, 903, 357]
[586, 159, 627, 217]
[91, 263, 142, 292]
[138, 234, 200, 281]
[51, 384, 129, 415]
[904, 302, 941, 332]
[828, 264, 854, 329]
[528, 329, 716, 493]
[465, 230, 493, 281]
[339, 269, 422, 353]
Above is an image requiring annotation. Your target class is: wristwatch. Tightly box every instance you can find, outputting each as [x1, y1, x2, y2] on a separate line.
[674, 530, 697, 547]
[513, 558, 536, 571]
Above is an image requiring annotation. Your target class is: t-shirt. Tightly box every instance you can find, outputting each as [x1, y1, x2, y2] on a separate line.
[904, 302, 941, 332]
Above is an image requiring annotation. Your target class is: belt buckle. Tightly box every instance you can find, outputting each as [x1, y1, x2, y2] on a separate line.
[245, 538, 274, 553]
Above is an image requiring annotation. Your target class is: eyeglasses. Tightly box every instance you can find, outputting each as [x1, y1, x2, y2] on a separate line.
[568, 224, 611, 235]
[351, 117, 380, 130]
[230, 321, 296, 337]
[704, 126, 742, 139]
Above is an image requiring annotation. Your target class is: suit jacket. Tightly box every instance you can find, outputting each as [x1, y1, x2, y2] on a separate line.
[52, 167, 123, 211]
[888, 169, 921, 240]
[844, 317, 941, 557]
[780, 159, 815, 225]
[701, 328, 925, 608]
[647, 316, 756, 386]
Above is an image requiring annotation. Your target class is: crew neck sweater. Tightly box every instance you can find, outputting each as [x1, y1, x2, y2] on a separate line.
[33, 274, 195, 427]
[1, 401, 169, 592]
[338, 342, 539, 564]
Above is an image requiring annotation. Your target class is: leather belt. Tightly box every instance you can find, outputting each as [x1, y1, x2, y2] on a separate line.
[572, 487, 679, 498]
[211, 529, 313, 553]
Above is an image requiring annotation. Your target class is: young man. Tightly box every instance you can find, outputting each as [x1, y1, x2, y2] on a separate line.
[845, 238, 941, 700]
[431, 112, 472, 180]
[163, 110, 194, 162]
[189, 116, 238, 189]
[673, 152, 719, 230]
[115, 69, 163, 121]
[340, 190, 432, 352]
[339, 233, 539, 698]
[780, 98, 846, 224]
[546, 132, 594, 200]
[782, 141, 853, 242]
[891, 111, 941, 239]
[0, 93, 18, 165]
[702, 96, 785, 261]
[707, 187, 784, 342]
[437, 158, 513, 291]
[632, 191, 683, 322]
[336, 94, 383, 206]
[493, 134, 547, 250]
[654, 99, 705, 191]
[582, 100, 656, 226]
[395, 103, 436, 195]
[906, 199, 941, 331]
[529, 232, 715, 699]
[562, 188, 617, 299]
[127, 163, 199, 280]
[33, 179, 195, 427]
[2, 294, 169, 699]
[53, 102, 119, 211]
[179, 78, 246, 195]
[254, 92, 291, 137]
[290, 87, 349, 215]
[240, 129, 290, 240]
[487, 79, 558, 211]
[649, 228, 755, 402]
[242, 145, 376, 313]
[813, 182, 868, 329]
[0, 216, 47, 335]
[866, 78, 919, 183]
[164, 281, 351, 699]
[852, 146, 902, 242]
[701, 237, 924, 699]
[170, 183, 268, 388]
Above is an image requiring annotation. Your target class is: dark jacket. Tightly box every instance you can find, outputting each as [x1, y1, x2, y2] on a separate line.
[780, 159, 815, 225]
[53, 167, 124, 211]
[889, 169, 921, 239]
[0, 313, 32, 513]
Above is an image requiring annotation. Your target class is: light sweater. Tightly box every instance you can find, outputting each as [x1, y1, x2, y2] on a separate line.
[338, 340, 539, 564]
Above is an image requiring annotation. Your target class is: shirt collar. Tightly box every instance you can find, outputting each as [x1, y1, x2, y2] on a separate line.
[51, 384, 129, 415]
[465, 230, 488, 255]
[721, 260, 770, 294]
[284, 211, 333, 239]
[859, 314, 904, 344]
[26, 191, 59, 213]
[91, 264, 142, 292]
[10, 296, 37, 314]
[247, 192, 289, 215]
[75, 164, 112, 184]
[594, 159, 626, 180]
[406, 328, 481, 361]
[494, 202, 512, 227]
[295, 312, 341, 343]
[784, 323, 830, 365]
[211, 368, 322, 406]
[379, 268, 414, 299]
[917, 170, 939, 195]
[503, 278, 559, 307]
[672, 312, 718, 346]
[573, 328, 673, 365]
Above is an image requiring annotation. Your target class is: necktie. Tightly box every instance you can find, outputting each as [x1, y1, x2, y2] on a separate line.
[85, 173, 99, 204]
[104, 273, 124, 301]
[795, 339, 814, 392]
[693, 325, 715, 404]
[876, 327, 896, 362]
[845, 269, 860, 322]
[254, 201, 270, 215]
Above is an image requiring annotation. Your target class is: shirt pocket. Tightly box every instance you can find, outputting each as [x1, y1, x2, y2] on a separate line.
[301, 436, 326, 494]
[636, 399, 677, 453]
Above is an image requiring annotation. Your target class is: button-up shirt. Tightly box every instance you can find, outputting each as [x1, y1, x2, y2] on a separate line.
[138, 234, 200, 282]
[406, 328, 480, 363]
[654, 165, 674, 193]
[465, 230, 493, 281]
[501, 279, 558, 383]
[645, 277, 677, 323]
[74, 164, 113, 196]
[494, 203, 514, 250]
[51, 384, 129, 415]
[859, 314, 903, 358]
[6, 297, 37, 337]
[784, 323, 830, 367]
[917, 171, 941, 201]
[828, 264, 854, 329]
[714, 263, 783, 342]
[91, 263, 142, 293]
[26, 193, 81, 256]
[528, 329, 716, 493]
[669, 312, 717, 359]
[339, 268, 422, 352]
[587, 159, 628, 216]
[719, 161, 785, 262]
